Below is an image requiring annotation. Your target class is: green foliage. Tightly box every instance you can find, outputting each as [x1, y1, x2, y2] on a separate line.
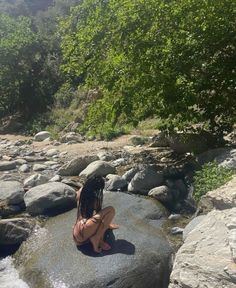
[61, 0, 236, 135]
[84, 122, 130, 141]
[193, 161, 234, 202]
[23, 113, 51, 135]
[0, 13, 62, 119]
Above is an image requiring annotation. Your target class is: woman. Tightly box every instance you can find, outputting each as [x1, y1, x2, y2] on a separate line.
[72, 175, 119, 253]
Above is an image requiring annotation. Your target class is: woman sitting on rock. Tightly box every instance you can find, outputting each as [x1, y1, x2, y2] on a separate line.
[73, 175, 119, 253]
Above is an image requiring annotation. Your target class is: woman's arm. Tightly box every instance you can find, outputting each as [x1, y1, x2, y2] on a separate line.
[76, 187, 82, 205]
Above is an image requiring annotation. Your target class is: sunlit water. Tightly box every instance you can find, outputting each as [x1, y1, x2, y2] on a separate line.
[0, 226, 69, 288]
[0, 256, 29, 288]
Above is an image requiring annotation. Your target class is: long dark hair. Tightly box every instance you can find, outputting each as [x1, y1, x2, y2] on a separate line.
[77, 175, 104, 219]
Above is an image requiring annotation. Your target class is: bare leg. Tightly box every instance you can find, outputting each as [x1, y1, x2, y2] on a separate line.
[75, 206, 116, 253]
[90, 206, 115, 252]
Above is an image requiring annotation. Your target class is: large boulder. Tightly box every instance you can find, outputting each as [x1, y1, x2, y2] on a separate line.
[24, 182, 76, 216]
[169, 208, 236, 288]
[16, 192, 172, 288]
[0, 218, 35, 245]
[0, 181, 24, 205]
[34, 131, 51, 142]
[58, 155, 98, 176]
[128, 166, 164, 195]
[168, 131, 215, 154]
[197, 148, 236, 170]
[80, 160, 116, 178]
[199, 176, 236, 213]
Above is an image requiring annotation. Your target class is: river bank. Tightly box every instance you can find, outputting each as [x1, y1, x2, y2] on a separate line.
[0, 131, 235, 287]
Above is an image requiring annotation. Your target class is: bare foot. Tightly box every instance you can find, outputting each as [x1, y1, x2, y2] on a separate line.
[90, 236, 102, 253]
[109, 223, 119, 230]
[100, 241, 111, 251]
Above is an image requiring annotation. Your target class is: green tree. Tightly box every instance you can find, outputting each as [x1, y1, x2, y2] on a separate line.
[61, 0, 236, 136]
[0, 14, 60, 118]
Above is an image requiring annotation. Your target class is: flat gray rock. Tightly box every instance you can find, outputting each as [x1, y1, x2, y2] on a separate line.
[0, 181, 24, 205]
[0, 161, 16, 171]
[16, 192, 172, 288]
[24, 182, 76, 216]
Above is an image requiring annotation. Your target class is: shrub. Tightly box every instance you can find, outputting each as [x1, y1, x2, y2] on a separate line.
[193, 161, 234, 202]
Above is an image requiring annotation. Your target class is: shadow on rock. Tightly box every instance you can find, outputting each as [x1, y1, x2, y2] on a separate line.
[77, 230, 135, 257]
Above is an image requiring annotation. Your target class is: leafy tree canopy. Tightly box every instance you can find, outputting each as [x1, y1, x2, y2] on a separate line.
[61, 0, 236, 135]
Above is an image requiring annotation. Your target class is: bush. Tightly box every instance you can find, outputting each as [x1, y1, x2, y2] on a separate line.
[193, 161, 234, 202]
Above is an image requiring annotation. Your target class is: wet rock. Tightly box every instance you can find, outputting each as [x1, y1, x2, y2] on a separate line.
[80, 160, 116, 178]
[16, 192, 172, 288]
[24, 182, 76, 216]
[34, 131, 51, 142]
[0, 161, 16, 171]
[0, 181, 24, 205]
[58, 155, 98, 176]
[174, 179, 188, 199]
[0, 202, 23, 217]
[0, 218, 35, 245]
[128, 166, 163, 195]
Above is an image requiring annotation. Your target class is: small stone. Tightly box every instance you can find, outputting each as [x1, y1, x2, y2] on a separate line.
[171, 227, 184, 235]
[33, 164, 47, 171]
[19, 164, 30, 173]
[168, 214, 182, 220]
[46, 149, 59, 157]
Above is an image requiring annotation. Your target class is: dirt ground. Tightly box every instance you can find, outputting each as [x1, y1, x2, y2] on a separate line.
[0, 134, 139, 157]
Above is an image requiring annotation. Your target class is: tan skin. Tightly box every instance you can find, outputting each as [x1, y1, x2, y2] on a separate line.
[73, 188, 119, 253]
